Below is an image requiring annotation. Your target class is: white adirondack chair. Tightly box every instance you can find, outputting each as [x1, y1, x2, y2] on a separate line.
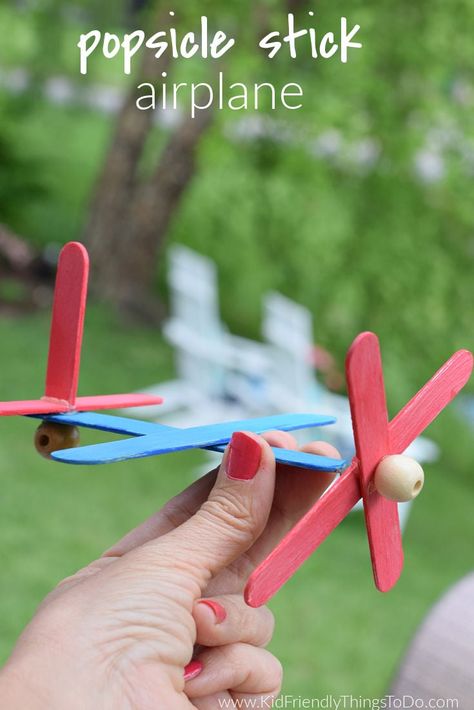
[132, 246, 436, 530]
[262, 291, 353, 453]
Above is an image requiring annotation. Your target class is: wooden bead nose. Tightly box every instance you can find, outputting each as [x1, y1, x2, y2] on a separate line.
[374, 455, 424, 502]
[34, 422, 80, 459]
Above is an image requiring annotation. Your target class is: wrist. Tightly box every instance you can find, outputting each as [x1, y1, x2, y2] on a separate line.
[0, 648, 176, 710]
[0, 662, 44, 710]
[0, 657, 122, 710]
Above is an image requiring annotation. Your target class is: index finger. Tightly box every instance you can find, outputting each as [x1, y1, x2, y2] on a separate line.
[203, 439, 342, 596]
[103, 430, 298, 557]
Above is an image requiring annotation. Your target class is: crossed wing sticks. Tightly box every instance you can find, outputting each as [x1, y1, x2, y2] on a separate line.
[244, 335, 473, 606]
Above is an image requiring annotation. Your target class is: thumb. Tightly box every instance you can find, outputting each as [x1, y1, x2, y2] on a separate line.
[147, 432, 276, 591]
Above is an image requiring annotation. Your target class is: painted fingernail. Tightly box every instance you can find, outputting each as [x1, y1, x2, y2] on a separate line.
[184, 660, 203, 681]
[226, 432, 262, 481]
[197, 599, 227, 624]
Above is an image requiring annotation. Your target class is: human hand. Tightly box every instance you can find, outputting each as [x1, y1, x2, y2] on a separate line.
[0, 431, 340, 709]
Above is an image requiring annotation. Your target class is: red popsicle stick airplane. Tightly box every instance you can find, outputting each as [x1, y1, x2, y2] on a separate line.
[0, 242, 164, 417]
[244, 333, 473, 606]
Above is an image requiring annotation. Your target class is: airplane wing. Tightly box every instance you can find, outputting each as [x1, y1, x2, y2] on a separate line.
[390, 349, 474, 453]
[36, 411, 346, 471]
[1, 400, 70, 416]
[210, 443, 346, 471]
[33, 411, 159, 436]
[244, 464, 361, 606]
[47, 413, 343, 467]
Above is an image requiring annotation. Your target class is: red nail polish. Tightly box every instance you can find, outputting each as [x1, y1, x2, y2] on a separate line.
[184, 660, 203, 681]
[226, 432, 262, 481]
[198, 599, 227, 624]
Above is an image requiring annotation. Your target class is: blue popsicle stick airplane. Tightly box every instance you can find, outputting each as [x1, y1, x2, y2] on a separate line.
[1, 242, 346, 473]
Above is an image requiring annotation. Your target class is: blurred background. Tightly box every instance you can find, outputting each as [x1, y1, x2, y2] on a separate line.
[0, 0, 473, 700]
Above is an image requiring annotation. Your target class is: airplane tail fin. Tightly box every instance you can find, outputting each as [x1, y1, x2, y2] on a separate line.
[1, 241, 163, 416]
[44, 242, 89, 406]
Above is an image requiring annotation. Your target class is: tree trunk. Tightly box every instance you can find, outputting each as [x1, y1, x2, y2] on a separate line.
[105, 106, 214, 322]
[286, 0, 309, 13]
[83, 9, 171, 288]
[82, 8, 215, 322]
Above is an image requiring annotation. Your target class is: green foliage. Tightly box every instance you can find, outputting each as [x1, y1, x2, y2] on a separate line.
[172, 133, 473, 398]
[167, 0, 474, 394]
[0, 277, 27, 303]
[0, 99, 112, 249]
[0, 99, 47, 224]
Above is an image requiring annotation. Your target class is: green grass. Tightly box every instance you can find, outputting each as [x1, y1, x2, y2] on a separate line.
[0, 307, 472, 699]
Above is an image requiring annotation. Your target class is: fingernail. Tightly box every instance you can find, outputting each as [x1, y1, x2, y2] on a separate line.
[184, 660, 203, 681]
[197, 599, 227, 624]
[226, 432, 262, 481]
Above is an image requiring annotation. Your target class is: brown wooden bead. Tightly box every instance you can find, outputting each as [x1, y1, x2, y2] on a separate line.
[34, 422, 80, 459]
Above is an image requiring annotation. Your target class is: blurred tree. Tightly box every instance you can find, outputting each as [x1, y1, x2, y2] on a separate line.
[128, 0, 152, 20]
[81, 1, 254, 319]
[82, 6, 216, 319]
[164, 0, 474, 385]
[3, 0, 472, 369]
[86, 100, 213, 319]
[81, 0, 285, 319]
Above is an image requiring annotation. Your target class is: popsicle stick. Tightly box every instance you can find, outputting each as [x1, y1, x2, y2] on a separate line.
[245, 465, 360, 607]
[44, 243, 89, 405]
[390, 349, 473, 454]
[0, 400, 69, 416]
[182, 413, 335, 439]
[34, 411, 160, 436]
[346, 332, 403, 592]
[216, 445, 346, 471]
[74, 394, 163, 411]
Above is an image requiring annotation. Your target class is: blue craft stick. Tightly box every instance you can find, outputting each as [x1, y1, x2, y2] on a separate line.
[52, 440, 345, 471]
[31, 411, 159, 436]
[36, 412, 346, 471]
[213, 445, 347, 471]
[270, 448, 346, 471]
[33, 411, 334, 438]
[51, 413, 335, 465]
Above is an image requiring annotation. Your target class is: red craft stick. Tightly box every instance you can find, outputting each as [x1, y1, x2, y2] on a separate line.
[390, 349, 473, 453]
[0, 400, 69, 416]
[44, 242, 89, 406]
[346, 333, 403, 593]
[74, 394, 164, 411]
[245, 467, 360, 607]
